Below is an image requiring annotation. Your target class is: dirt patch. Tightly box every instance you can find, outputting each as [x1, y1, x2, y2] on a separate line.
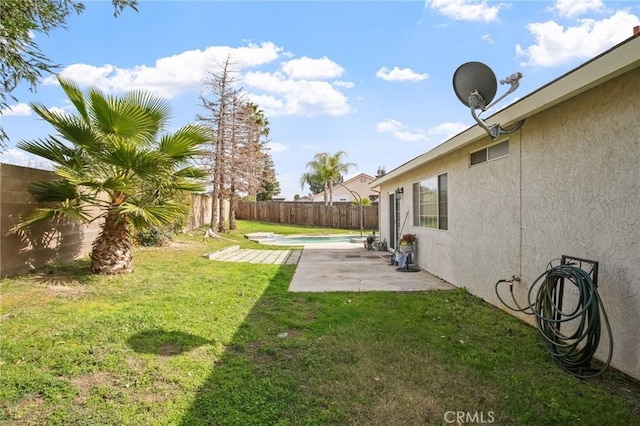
[3, 395, 46, 423]
[47, 285, 86, 297]
[133, 380, 179, 404]
[69, 372, 116, 404]
[126, 356, 148, 372]
[158, 343, 182, 356]
[69, 371, 179, 406]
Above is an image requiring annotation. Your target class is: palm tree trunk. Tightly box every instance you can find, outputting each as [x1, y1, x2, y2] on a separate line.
[90, 211, 133, 274]
[329, 179, 334, 206]
[323, 182, 328, 206]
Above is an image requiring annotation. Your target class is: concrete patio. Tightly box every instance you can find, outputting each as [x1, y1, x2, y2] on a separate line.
[288, 246, 455, 292]
[204, 242, 455, 292]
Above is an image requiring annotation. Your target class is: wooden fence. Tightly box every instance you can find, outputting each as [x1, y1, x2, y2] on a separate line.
[189, 194, 230, 230]
[233, 200, 379, 230]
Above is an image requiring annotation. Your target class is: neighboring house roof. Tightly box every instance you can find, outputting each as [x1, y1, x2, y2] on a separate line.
[309, 172, 376, 202]
[371, 33, 640, 188]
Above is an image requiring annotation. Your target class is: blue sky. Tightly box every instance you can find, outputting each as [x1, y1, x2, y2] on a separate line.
[1, 0, 638, 199]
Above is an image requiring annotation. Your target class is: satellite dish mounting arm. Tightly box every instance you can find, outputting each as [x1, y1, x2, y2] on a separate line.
[486, 72, 522, 110]
[469, 72, 525, 139]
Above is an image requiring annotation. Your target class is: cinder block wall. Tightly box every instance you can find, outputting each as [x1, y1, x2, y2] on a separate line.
[0, 164, 102, 278]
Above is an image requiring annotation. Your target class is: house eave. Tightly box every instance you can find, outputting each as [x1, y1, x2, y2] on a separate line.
[371, 34, 640, 189]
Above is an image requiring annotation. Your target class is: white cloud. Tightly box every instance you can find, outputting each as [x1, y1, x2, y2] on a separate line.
[243, 71, 351, 117]
[393, 131, 428, 142]
[0, 149, 53, 170]
[552, 0, 604, 18]
[48, 106, 68, 115]
[333, 80, 355, 88]
[376, 119, 427, 142]
[428, 122, 469, 140]
[376, 66, 428, 82]
[1, 103, 32, 117]
[1, 101, 71, 118]
[425, 0, 505, 23]
[516, 11, 640, 67]
[246, 93, 284, 112]
[281, 56, 344, 79]
[42, 41, 353, 118]
[44, 42, 283, 98]
[377, 118, 468, 143]
[481, 34, 494, 44]
[376, 118, 403, 133]
[266, 141, 288, 152]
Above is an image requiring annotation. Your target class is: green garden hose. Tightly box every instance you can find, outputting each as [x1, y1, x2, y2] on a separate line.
[496, 263, 613, 379]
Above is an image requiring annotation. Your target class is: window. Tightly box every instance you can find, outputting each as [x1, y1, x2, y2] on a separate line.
[470, 140, 509, 166]
[470, 149, 487, 165]
[438, 174, 448, 230]
[413, 173, 448, 230]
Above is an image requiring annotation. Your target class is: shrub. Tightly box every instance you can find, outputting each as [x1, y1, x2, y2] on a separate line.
[134, 227, 173, 247]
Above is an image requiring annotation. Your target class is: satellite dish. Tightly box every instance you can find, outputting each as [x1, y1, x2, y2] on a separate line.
[452, 61, 497, 109]
[452, 61, 525, 139]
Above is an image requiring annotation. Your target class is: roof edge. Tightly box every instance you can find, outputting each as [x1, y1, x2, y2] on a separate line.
[371, 34, 640, 189]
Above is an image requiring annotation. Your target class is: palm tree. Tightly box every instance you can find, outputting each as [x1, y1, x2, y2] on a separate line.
[16, 76, 209, 274]
[326, 150, 356, 206]
[300, 152, 332, 205]
[300, 151, 356, 206]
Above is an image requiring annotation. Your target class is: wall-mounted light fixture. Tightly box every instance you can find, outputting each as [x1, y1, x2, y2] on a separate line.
[395, 187, 404, 198]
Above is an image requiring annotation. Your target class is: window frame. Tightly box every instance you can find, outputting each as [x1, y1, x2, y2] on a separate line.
[469, 140, 509, 167]
[412, 172, 448, 230]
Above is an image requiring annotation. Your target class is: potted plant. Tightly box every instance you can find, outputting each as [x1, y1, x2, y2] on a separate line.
[399, 233, 417, 253]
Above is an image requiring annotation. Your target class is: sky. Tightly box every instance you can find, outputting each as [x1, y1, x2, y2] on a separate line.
[1, 0, 639, 200]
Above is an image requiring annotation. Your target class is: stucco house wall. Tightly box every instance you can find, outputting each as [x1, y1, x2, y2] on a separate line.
[519, 68, 639, 379]
[378, 132, 522, 300]
[374, 39, 639, 380]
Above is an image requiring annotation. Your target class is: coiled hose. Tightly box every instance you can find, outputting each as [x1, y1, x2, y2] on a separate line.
[496, 263, 613, 379]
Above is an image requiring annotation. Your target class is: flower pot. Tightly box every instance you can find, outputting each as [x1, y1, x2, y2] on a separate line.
[400, 242, 414, 253]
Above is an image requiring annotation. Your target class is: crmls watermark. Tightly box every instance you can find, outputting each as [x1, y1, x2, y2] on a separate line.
[444, 411, 495, 424]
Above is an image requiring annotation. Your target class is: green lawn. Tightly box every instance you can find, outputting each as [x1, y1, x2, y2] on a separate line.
[1, 221, 638, 425]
